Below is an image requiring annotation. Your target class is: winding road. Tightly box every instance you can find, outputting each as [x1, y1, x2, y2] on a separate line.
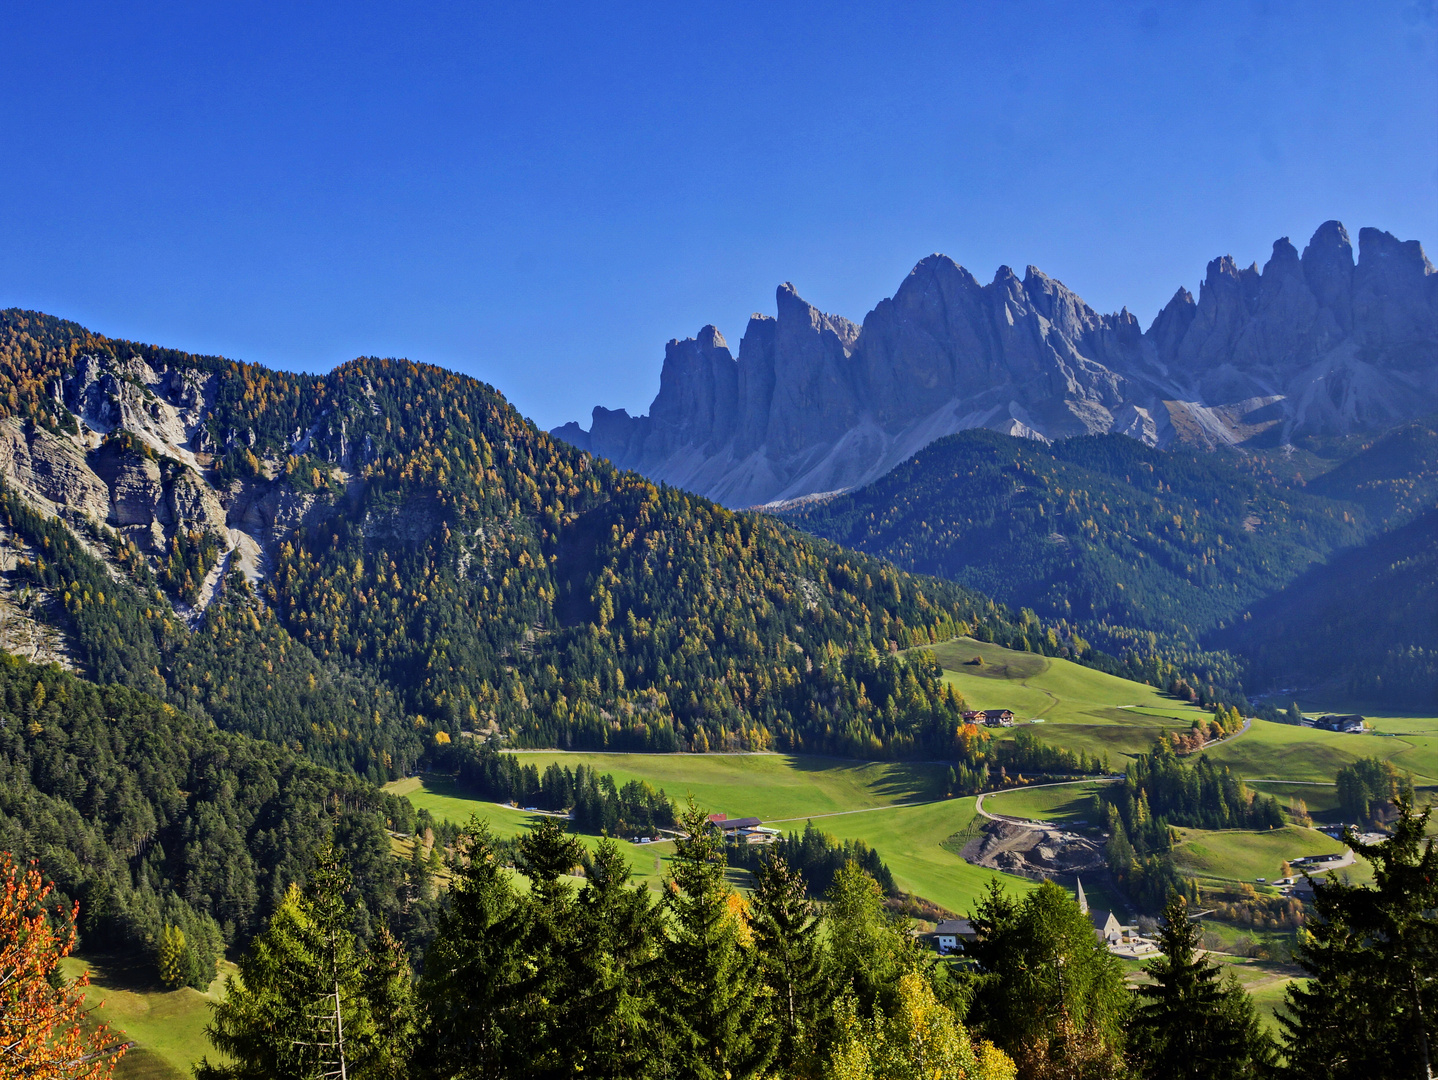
[974, 776, 1123, 829]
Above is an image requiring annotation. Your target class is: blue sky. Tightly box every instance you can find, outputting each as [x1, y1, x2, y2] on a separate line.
[1, 1, 1434, 430]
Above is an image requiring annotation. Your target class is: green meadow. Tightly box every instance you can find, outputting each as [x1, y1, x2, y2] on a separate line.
[764, 794, 1037, 914]
[501, 751, 943, 819]
[1171, 825, 1347, 887]
[387, 763, 1033, 914]
[921, 637, 1211, 763]
[924, 637, 1438, 788]
[60, 954, 234, 1080]
[380, 639, 1433, 947]
[383, 775, 675, 891]
[978, 780, 1111, 825]
[1199, 718, 1438, 785]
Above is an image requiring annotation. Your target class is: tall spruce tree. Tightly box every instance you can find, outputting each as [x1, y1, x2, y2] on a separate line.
[355, 925, 419, 1080]
[751, 849, 829, 1075]
[1280, 795, 1438, 1080]
[1132, 896, 1272, 1079]
[661, 800, 774, 1080]
[198, 846, 409, 1080]
[964, 878, 1130, 1077]
[567, 837, 664, 1079]
[505, 816, 587, 1079]
[418, 820, 527, 1079]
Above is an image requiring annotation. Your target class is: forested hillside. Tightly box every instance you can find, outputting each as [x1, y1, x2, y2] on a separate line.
[1219, 506, 1438, 709]
[0, 309, 1063, 766]
[781, 430, 1360, 639]
[1296, 418, 1438, 524]
[781, 427, 1438, 708]
[0, 651, 423, 987]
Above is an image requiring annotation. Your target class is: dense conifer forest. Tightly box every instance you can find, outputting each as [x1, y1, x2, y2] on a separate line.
[12, 795, 1434, 1079]
[0, 308, 1104, 767]
[0, 653, 433, 987]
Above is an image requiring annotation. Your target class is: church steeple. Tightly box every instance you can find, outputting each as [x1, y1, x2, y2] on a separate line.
[1076, 877, 1089, 915]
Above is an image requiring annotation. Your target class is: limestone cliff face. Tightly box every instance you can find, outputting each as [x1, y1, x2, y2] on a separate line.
[555, 221, 1437, 506]
[0, 350, 348, 613]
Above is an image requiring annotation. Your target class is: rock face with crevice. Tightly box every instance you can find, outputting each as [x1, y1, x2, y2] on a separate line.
[0, 349, 350, 616]
[555, 221, 1437, 507]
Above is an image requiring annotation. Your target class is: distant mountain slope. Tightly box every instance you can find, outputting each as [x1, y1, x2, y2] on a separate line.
[778, 430, 1363, 643]
[555, 222, 1437, 507]
[1298, 417, 1438, 523]
[1216, 507, 1438, 711]
[0, 308, 1064, 765]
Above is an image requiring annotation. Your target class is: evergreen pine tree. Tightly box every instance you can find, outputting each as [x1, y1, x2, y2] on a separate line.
[1280, 795, 1438, 1080]
[964, 879, 1130, 1076]
[355, 926, 419, 1080]
[418, 819, 526, 1079]
[751, 849, 829, 1075]
[197, 845, 404, 1080]
[503, 816, 587, 1078]
[406, 837, 434, 905]
[1132, 895, 1272, 1078]
[157, 924, 190, 989]
[661, 800, 774, 1080]
[568, 836, 664, 1079]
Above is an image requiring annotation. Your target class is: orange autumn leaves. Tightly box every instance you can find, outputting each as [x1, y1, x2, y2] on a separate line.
[0, 854, 129, 1079]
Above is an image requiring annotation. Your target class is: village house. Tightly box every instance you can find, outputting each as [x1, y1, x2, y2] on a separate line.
[707, 814, 777, 844]
[1313, 713, 1366, 734]
[982, 709, 1015, 727]
[932, 917, 977, 956]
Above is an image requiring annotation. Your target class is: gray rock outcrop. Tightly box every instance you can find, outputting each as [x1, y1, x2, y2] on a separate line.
[555, 221, 1437, 506]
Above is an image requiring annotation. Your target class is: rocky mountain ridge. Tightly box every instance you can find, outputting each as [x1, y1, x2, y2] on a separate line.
[0, 350, 354, 623]
[555, 221, 1437, 507]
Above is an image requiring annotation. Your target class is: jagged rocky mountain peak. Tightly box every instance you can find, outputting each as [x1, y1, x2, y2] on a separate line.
[1358, 225, 1434, 274]
[555, 221, 1437, 507]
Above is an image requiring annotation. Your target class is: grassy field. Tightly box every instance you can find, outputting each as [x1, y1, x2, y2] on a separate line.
[978, 781, 1112, 825]
[922, 637, 1211, 763]
[1199, 718, 1438, 784]
[924, 637, 1438, 786]
[502, 752, 944, 819]
[765, 795, 1037, 915]
[383, 775, 675, 891]
[59, 954, 234, 1080]
[385, 643, 1433, 927]
[386, 762, 1034, 914]
[1245, 780, 1344, 820]
[1172, 825, 1347, 887]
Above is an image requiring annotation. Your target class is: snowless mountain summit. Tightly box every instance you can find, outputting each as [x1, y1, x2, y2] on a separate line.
[553, 222, 1437, 507]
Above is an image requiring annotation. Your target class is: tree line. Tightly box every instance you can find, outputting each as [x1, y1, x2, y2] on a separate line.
[446, 743, 677, 838]
[8, 797, 1437, 1078]
[726, 820, 896, 898]
[1096, 740, 1282, 913]
[1335, 755, 1414, 826]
